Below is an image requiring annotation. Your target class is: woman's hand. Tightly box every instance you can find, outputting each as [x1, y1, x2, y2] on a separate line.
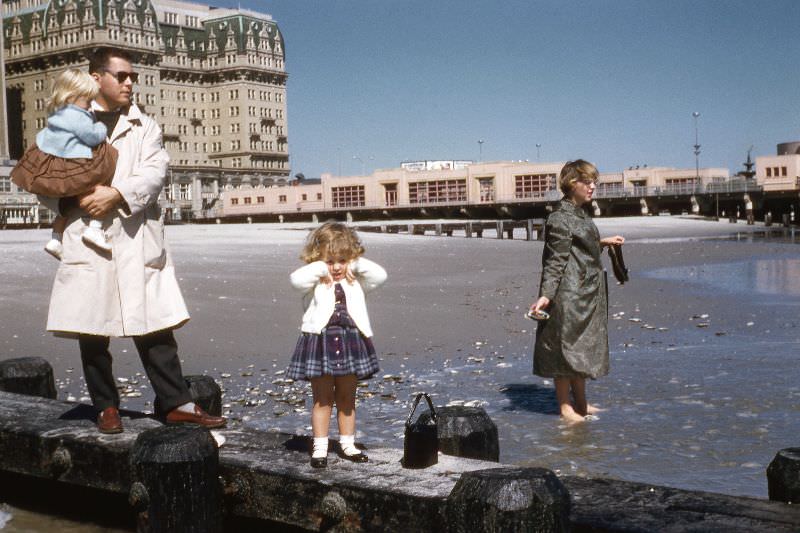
[530, 296, 550, 314]
[600, 235, 625, 247]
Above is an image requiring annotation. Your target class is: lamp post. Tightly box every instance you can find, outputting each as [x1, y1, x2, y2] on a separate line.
[536, 143, 542, 162]
[478, 139, 484, 162]
[692, 111, 710, 216]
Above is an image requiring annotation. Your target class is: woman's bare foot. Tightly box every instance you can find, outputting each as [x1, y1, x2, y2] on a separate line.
[586, 404, 605, 415]
[560, 405, 586, 424]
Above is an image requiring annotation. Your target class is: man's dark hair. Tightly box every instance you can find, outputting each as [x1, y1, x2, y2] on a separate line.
[88, 47, 133, 74]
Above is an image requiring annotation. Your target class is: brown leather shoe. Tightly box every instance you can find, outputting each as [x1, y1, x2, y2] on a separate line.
[165, 404, 227, 429]
[97, 407, 123, 434]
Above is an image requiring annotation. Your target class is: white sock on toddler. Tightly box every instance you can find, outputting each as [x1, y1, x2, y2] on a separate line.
[339, 434, 360, 456]
[312, 436, 329, 459]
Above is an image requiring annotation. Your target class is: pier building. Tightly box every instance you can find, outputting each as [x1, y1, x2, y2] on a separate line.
[756, 142, 800, 193]
[220, 160, 732, 221]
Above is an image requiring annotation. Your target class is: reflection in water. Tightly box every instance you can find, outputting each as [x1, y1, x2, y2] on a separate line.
[645, 258, 800, 297]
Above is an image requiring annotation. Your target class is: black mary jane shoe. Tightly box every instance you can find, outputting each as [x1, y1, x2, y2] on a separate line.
[341, 452, 369, 463]
[310, 456, 328, 469]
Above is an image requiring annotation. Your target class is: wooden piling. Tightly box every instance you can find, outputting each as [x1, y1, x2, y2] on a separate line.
[130, 426, 222, 533]
[767, 448, 800, 504]
[419, 406, 500, 462]
[0, 357, 57, 399]
[446, 467, 570, 532]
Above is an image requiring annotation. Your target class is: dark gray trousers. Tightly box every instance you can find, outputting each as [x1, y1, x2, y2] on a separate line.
[78, 329, 192, 414]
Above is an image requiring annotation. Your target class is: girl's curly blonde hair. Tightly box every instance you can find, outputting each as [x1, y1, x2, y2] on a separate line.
[301, 221, 365, 263]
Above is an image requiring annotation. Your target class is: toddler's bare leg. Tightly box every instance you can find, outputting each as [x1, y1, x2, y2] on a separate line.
[334, 374, 358, 436]
[311, 375, 335, 438]
[52, 215, 67, 235]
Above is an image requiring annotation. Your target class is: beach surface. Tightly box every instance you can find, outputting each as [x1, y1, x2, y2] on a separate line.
[1, 216, 798, 506]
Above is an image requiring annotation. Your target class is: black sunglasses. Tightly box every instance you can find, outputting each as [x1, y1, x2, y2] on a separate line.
[102, 69, 139, 84]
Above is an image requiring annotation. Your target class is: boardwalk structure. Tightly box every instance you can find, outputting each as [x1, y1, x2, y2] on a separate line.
[218, 148, 800, 223]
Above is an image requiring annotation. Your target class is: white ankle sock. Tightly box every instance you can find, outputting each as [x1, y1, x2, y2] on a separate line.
[88, 219, 103, 229]
[176, 402, 197, 414]
[312, 436, 329, 459]
[339, 434, 359, 456]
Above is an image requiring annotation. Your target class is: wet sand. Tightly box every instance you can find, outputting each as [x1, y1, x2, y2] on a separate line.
[1, 216, 798, 503]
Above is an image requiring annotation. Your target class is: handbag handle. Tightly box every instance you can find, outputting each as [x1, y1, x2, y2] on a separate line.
[405, 393, 437, 427]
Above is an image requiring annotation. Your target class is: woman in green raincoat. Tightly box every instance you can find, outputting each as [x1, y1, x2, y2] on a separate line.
[530, 159, 624, 423]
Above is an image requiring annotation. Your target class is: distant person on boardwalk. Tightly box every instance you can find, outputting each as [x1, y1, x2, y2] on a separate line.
[287, 222, 387, 468]
[529, 159, 625, 423]
[10, 68, 117, 258]
[37, 47, 225, 433]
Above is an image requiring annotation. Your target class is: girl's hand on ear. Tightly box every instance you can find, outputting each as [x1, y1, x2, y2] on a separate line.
[345, 263, 356, 284]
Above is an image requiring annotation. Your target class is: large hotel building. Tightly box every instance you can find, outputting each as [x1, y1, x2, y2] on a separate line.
[2, 0, 289, 222]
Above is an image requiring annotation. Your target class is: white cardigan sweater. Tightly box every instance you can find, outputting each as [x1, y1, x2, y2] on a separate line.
[290, 257, 387, 337]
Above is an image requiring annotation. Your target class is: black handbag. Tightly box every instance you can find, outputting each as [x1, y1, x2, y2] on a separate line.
[608, 244, 629, 284]
[402, 393, 438, 469]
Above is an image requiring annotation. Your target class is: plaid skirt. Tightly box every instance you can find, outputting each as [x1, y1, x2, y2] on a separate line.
[287, 326, 379, 380]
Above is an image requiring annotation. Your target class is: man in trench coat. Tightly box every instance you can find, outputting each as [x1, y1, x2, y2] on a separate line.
[40, 47, 225, 433]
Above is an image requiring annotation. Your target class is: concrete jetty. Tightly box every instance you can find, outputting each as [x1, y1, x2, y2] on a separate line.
[1, 389, 799, 531]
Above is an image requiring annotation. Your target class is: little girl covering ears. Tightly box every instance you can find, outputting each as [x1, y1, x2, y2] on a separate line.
[287, 222, 387, 468]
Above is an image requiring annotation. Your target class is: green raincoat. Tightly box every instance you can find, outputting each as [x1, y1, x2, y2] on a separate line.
[534, 198, 609, 379]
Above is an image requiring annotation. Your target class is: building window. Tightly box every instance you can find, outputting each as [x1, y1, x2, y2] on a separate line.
[408, 179, 467, 204]
[301, 194, 307, 201]
[317, 193, 322, 200]
[514, 174, 556, 198]
[782, 166, 788, 176]
[331, 186, 366, 208]
[178, 183, 191, 200]
[279, 195, 287, 203]
[664, 177, 699, 192]
[231, 198, 239, 205]
[257, 196, 264, 203]
[0, 177, 11, 192]
[766, 168, 772, 177]
[244, 197, 251, 204]
[597, 182, 623, 194]
[477, 177, 494, 202]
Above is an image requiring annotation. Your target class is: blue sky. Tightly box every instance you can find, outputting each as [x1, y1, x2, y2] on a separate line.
[217, 0, 799, 177]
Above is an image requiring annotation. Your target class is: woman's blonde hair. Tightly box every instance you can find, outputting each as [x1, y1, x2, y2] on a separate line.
[46, 69, 98, 115]
[301, 221, 365, 263]
[559, 159, 599, 194]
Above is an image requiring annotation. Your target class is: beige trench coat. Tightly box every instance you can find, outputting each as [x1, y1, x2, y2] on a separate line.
[42, 104, 189, 337]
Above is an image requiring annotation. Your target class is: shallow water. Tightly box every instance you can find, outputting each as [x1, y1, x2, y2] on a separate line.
[1, 220, 798, 530]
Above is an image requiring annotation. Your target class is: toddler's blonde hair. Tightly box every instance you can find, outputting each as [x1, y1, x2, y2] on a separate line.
[46, 69, 98, 115]
[301, 221, 364, 263]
